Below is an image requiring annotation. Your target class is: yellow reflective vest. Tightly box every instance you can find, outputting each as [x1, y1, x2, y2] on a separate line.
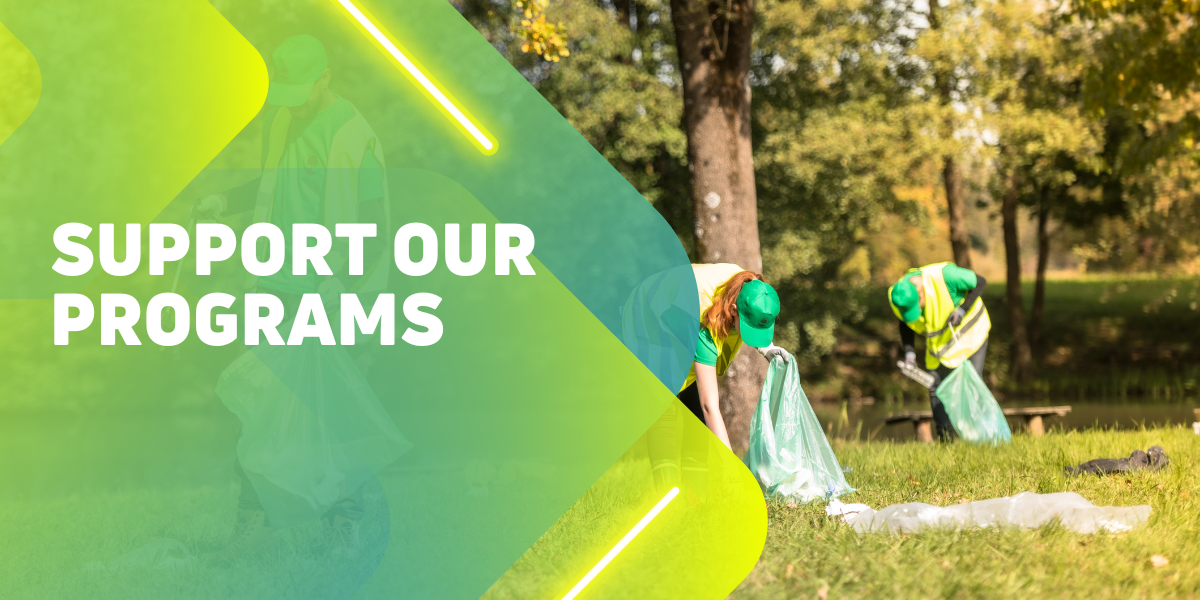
[254, 101, 390, 295]
[888, 262, 990, 370]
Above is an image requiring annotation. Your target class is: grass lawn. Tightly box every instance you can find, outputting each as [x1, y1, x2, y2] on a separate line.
[732, 425, 1200, 599]
[3, 417, 1196, 598]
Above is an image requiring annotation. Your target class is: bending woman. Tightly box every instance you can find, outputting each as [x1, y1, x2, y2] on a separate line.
[888, 262, 991, 441]
[642, 264, 786, 499]
[680, 264, 787, 449]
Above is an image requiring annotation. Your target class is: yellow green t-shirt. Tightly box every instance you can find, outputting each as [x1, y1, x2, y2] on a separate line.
[681, 263, 747, 392]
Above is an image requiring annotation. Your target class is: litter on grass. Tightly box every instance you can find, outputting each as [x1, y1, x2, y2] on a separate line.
[1065, 446, 1170, 476]
[744, 351, 854, 503]
[829, 491, 1150, 534]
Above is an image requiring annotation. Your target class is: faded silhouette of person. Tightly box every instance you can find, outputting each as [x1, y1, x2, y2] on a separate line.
[194, 34, 407, 564]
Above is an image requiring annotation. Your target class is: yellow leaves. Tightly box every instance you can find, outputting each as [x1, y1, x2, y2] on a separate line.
[513, 0, 570, 62]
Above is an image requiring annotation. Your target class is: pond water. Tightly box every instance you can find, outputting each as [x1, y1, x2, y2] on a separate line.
[810, 399, 1200, 442]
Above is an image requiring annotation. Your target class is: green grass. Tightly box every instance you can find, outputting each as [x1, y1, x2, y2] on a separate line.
[3, 479, 392, 599]
[4, 417, 1197, 598]
[731, 425, 1200, 599]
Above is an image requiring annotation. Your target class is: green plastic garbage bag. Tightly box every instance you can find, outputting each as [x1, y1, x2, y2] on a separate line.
[744, 351, 854, 502]
[938, 361, 1011, 444]
[216, 343, 411, 527]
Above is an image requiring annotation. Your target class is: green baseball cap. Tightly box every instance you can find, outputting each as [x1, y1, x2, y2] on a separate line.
[267, 35, 328, 107]
[737, 280, 780, 348]
[889, 274, 921, 323]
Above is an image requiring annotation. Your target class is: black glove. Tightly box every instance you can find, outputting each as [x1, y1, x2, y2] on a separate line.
[947, 306, 966, 327]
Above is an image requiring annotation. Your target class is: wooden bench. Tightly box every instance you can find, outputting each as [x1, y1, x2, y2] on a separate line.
[885, 406, 1072, 442]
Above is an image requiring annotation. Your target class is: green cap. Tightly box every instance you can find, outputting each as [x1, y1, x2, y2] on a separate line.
[737, 280, 780, 348]
[890, 275, 921, 323]
[267, 35, 328, 107]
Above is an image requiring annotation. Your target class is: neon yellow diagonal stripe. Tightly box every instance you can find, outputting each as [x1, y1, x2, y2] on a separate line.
[334, 0, 497, 155]
[561, 487, 680, 600]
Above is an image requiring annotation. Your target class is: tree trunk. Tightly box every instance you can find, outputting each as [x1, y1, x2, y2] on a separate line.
[928, 1, 972, 269]
[671, 0, 762, 453]
[615, 0, 634, 32]
[1029, 201, 1050, 354]
[944, 156, 972, 268]
[1001, 168, 1032, 384]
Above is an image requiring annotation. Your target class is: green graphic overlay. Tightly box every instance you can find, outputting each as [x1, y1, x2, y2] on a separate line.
[0, 1, 767, 598]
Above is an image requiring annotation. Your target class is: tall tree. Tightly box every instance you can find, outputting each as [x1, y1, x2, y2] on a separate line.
[982, 0, 1102, 383]
[670, 0, 760, 271]
[999, 160, 1033, 382]
[752, 0, 931, 367]
[926, 0, 973, 268]
[670, 0, 763, 449]
[1028, 191, 1051, 350]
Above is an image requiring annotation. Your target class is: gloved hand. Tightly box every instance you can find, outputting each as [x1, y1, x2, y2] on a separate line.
[946, 306, 966, 327]
[904, 345, 917, 365]
[757, 344, 790, 363]
[193, 194, 225, 222]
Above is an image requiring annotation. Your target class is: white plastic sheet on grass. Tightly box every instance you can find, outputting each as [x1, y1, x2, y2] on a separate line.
[833, 492, 1150, 534]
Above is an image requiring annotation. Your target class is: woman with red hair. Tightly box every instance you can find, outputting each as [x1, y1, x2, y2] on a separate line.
[679, 264, 787, 449]
[644, 264, 787, 499]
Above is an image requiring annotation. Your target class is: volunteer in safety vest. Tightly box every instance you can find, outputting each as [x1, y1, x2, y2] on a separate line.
[194, 34, 389, 303]
[682, 264, 788, 450]
[888, 262, 990, 441]
[193, 35, 390, 564]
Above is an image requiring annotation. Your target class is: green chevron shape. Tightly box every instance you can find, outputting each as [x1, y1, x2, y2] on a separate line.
[0, 0, 267, 297]
[0, 22, 40, 146]
[0, 1, 767, 598]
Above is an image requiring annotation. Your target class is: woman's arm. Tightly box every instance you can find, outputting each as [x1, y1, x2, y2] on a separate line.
[693, 362, 732, 451]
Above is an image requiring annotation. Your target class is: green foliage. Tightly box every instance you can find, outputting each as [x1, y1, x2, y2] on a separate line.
[752, 0, 936, 364]
[461, 0, 1200, 381]
[513, 0, 571, 61]
[1062, 0, 1200, 274]
[456, 0, 688, 212]
[1073, 0, 1200, 119]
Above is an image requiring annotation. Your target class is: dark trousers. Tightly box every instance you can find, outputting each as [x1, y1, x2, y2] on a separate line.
[232, 290, 368, 526]
[927, 339, 989, 442]
[676, 383, 707, 424]
[646, 384, 712, 497]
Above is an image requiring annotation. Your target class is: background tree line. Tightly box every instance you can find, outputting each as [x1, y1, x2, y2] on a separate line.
[464, 0, 1200, 449]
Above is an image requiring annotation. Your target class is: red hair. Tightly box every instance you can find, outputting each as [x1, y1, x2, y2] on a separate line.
[701, 270, 763, 341]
